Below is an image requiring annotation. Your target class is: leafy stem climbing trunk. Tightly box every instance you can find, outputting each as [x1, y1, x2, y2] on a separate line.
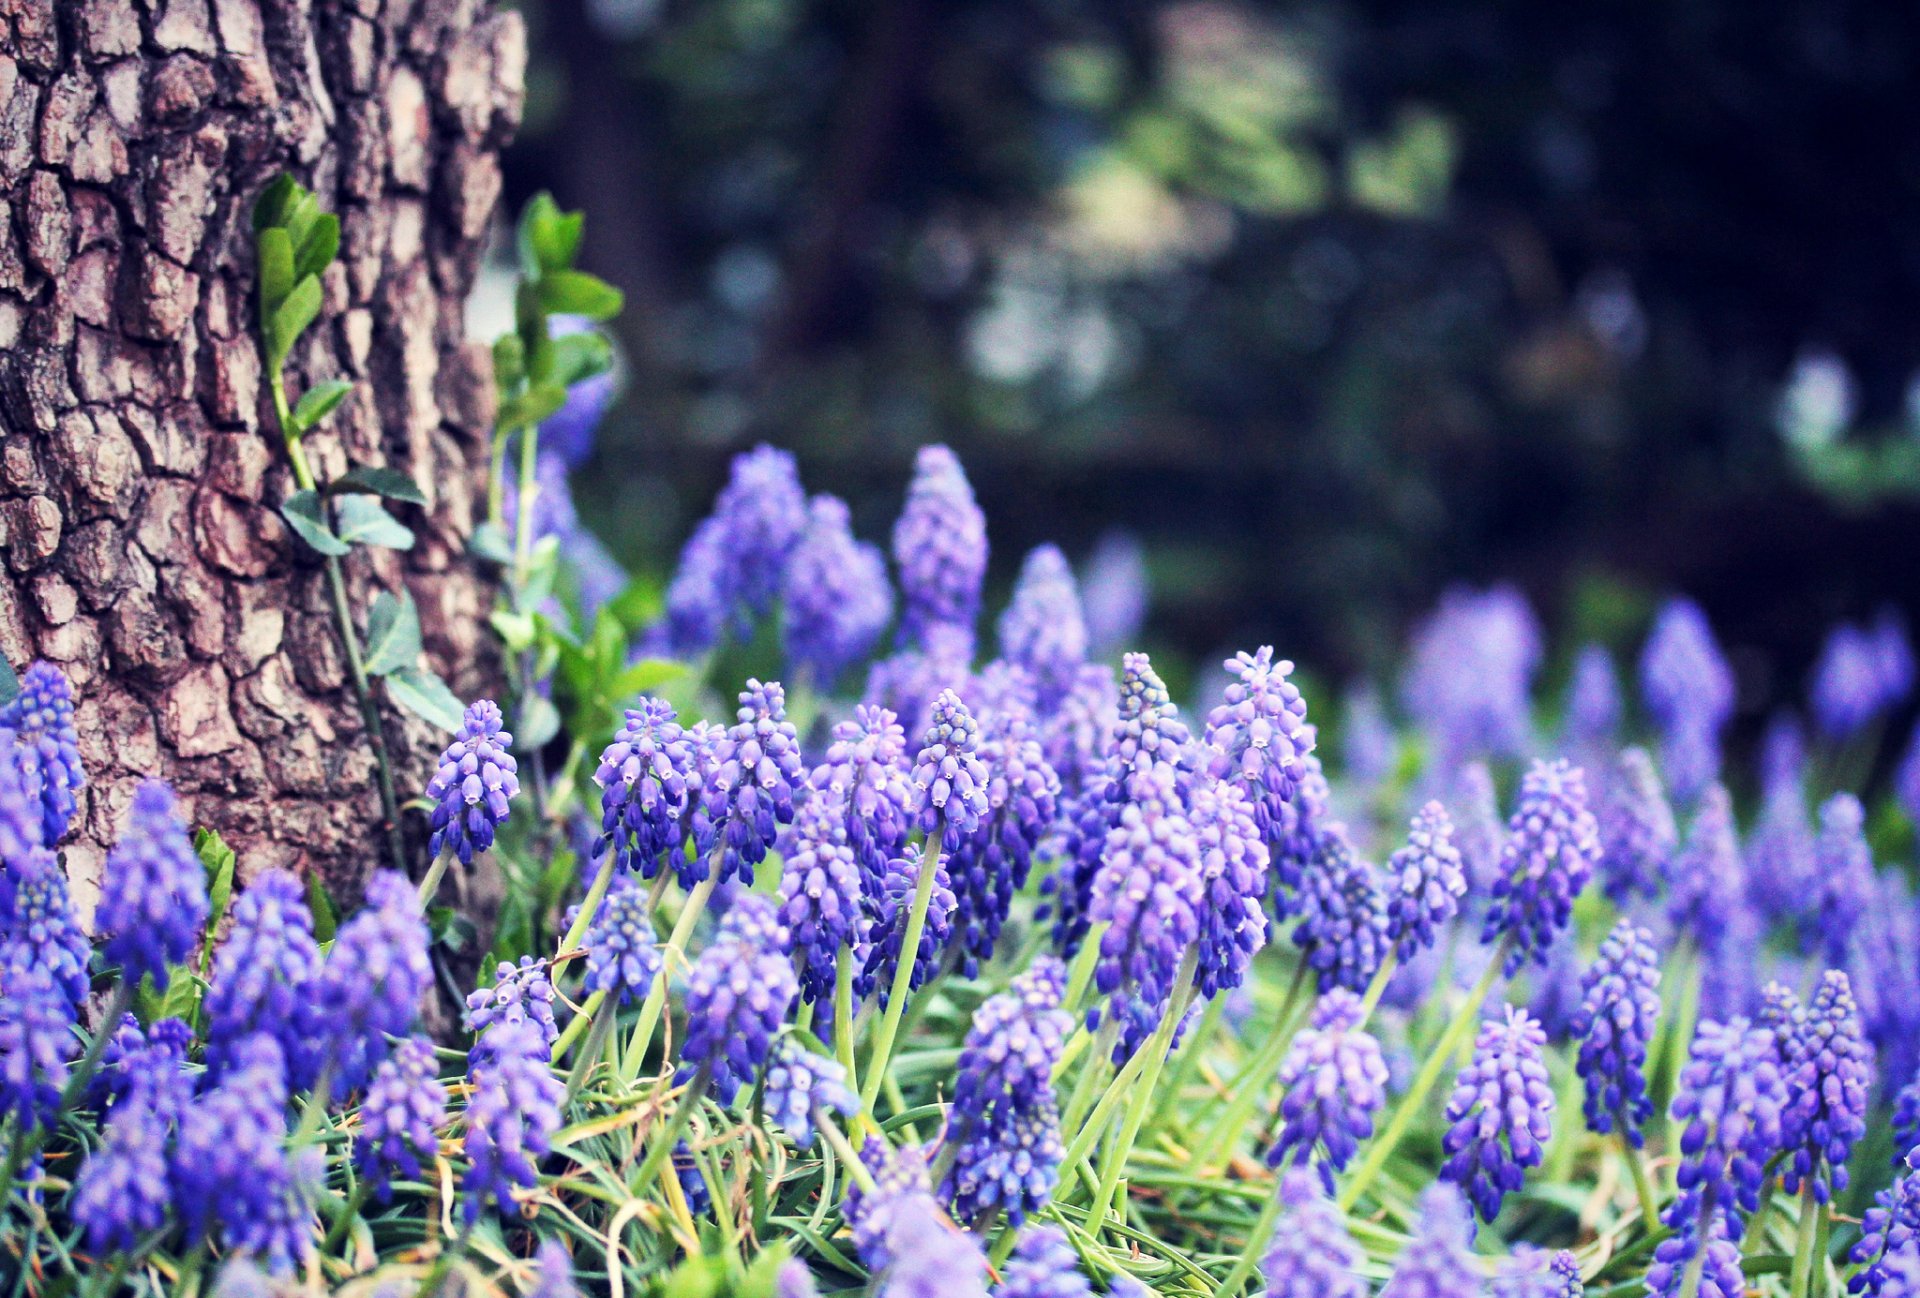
[0, 0, 523, 900]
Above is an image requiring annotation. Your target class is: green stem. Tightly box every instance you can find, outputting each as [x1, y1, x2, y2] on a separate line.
[1053, 1027, 1162, 1200]
[816, 1113, 877, 1193]
[1061, 921, 1110, 1017]
[1338, 937, 1508, 1212]
[1788, 1185, 1820, 1298]
[322, 1180, 373, 1253]
[560, 853, 616, 957]
[564, 991, 623, 1104]
[1089, 951, 1197, 1223]
[833, 952, 860, 1096]
[416, 849, 454, 906]
[1061, 1019, 1122, 1135]
[1183, 965, 1313, 1181]
[630, 1066, 710, 1200]
[1213, 1173, 1289, 1298]
[1623, 1132, 1661, 1233]
[618, 875, 719, 1084]
[1149, 994, 1225, 1129]
[860, 828, 946, 1112]
[1355, 947, 1401, 1024]
[268, 372, 407, 876]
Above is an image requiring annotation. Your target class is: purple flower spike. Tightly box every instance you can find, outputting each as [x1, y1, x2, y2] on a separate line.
[1188, 776, 1271, 996]
[97, 780, 208, 990]
[1441, 1005, 1555, 1221]
[998, 544, 1089, 708]
[1564, 644, 1622, 757]
[1401, 584, 1542, 778]
[1267, 989, 1389, 1184]
[1848, 1161, 1920, 1298]
[1495, 1249, 1583, 1298]
[1666, 784, 1743, 952]
[1261, 1168, 1366, 1298]
[713, 444, 808, 631]
[1483, 759, 1600, 975]
[204, 870, 322, 1080]
[1381, 1183, 1484, 1298]
[594, 698, 694, 878]
[777, 799, 864, 1004]
[1596, 747, 1676, 905]
[0, 662, 84, 845]
[949, 698, 1061, 975]
[465, 956, 559, 1060]
[1670, 1017, 1788, 1219]
[0, 970, 73, 1132]
[1202, 647, 1312, 836]
[584, 869, 663, 1005]
[356, 1035, 447, 1200]
[1000, 1224, 1097, 1298]
[1647, 1210, 1745, 1298]
[1779, 970, 1872, 1203]
[1572, 920, 1662, 1146]
[1639, 597, 1735, 804]
[911, 690, 991, 837]
[664, 515, 731, 656]
[694, 679, 804, 886]
[1, 850, 91, 1008]
[1385, 801, 1468, 961]
[462, 1019, 564, 1222]
[860, 844, 956, 1008]
[72, 1099, 170, 1252]
[1812, 792, 1874, 967]
[1090, 771, 1203, 1048]
[426, 700, 520, 866]
[1747, 775, 1814, 925]
[762, 1038, 859, 1150]
[893, 444, 988, 646]
[783, 494, 894, 687]
[309, 869, 432, 1095]
[1291, 825, 1390, 994]
[809, 704, 915, 892]
[680, 913, 797, 1105]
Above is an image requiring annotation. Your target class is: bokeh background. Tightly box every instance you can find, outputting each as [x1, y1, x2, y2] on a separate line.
[489, 0, 1920, 764]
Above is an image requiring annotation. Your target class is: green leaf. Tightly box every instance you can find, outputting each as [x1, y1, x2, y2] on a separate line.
[491, 333, 525, 390]
[290, 378, 352, 433]
[251, 174, 301, 232]
[305, 872, 338, 944]
[193, 828, 237, 939]
[334, 496, 415, 550]
[615, 657, 688, 697]
[535, 269, 624, 321]
[157, 967, 207, 1026]
[739, 1245, 791, 1298]
[488, 608, 538, 653]
[362, 590, 423, 677]
[516, 694, 561, 751]
[469, 521, 515, 565]
[0, 658, 17, 710]
[663, 1257, 725, 1298]
[256, 227, 294, 319]
[294, 211, 339, 281]
[496, 384, 567, 432]
[516, 281, 554, 384]
[427, 905, 477, 954]
[386, 667, 467, 733]
[268, 275, 322, 366]
[333, 464, 428, 506]
[516, 192, 583, 277]
[551, 330, 614, 387]
[488, 891, 535, 968]
[280, 490, 350, 556]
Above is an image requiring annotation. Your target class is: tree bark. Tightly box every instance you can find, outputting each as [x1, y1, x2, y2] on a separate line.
[0, 0, 521, 904]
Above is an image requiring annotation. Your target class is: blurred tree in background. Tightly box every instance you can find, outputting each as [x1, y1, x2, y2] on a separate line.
[498, 0, 1920, 710]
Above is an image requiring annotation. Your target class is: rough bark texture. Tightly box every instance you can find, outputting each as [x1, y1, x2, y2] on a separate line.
[0, 0, 523, 905]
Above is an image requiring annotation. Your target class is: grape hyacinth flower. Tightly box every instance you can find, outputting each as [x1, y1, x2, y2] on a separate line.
[425, 699, 520, 866]
[1090, 771, 1203, 1046]
[1670, 1017, 1788, 1219]
[203, 870, 322, 1078]
[1290, 826, 1390, 994]
[1646, 1209, 1746, 1298]
[874, 1191, 992, 1298]
[1778, 970, 1871, 1203]
[997, 544, 1089, 707]
[809, 704, 915, 890]
[1483, 759, 1600, 975]
[1813, 792, 1874, 967]
[1851, 873, 1920, 1094]
[1000, 1224, 1097, 1298]
[1747, 772, 1814, 924]
[911, 689, 992, 839]
[1107, 652, 1194, 812]
[762, 1039, 859, 1149]
[0, 971, 72, 1132]
[356, 1036, 448, 1200]
[861, 844, 956, 1007]
[1441, 1005, 1554, 1221]
[1202, 646, 1313, 836]
[308, 869, 431, 1095]
[777, 801, 865, 1005]
[1494, 1249, 1582, 1298]
[783, 494, 894, 687]
[529, 1239, 582, 1298]
[1450, 761, 1505, 897]
[1041, 663, 1119, 807]
[1401, 584, 1543, 777]
[1260, 1168, 1366, 1298]
[679, 912, 798, 1104]
[943, 1103, 1065, 1227]
[1812, 621, 1895, 739]
[1571, 920, 1662, 1145]
[0, 850, 91, 1007]
[663, 515, 731, 656]
[1595, 747, 1676, 905]
[1639, 597, 1735, 804]
[1267, 989, 1389, 1185]
[894, 444, 988, 644]
[593, 698, 694, 878]
[1564, 643, 1622, 757]
[466, 956, 560, 1060]
[1848, 1158, 1920, 1298]
[711, 443, 808, 630]
[694, 679, 804, 886]
[92, 1015, 192, 1122]
[1385, 801, 1467, 961]
[845, 1140, 935, 1270]
[71, 1100, 170, 1253]
[1187, 776, 1271, 996]
[0, 661, 84, 845]
[463, 1019, 565, 1221]
[96, 780, 208, 989]
[584, 869, 664, 1005]
[777, 1257, 821, 1298]
[862, 620, 975, 743]
[538, 316, 614, 467]
[949, 700, 1061, 974]
[1341, 683, 1398, 791]
[1666, 784, 1743, 953]
[1380, 1183, 1484, 1298]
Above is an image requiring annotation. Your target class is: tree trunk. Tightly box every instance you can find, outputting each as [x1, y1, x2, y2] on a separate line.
[0, 0, 521, 903]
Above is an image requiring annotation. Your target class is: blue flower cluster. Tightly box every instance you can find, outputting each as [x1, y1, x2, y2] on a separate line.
[1440, 1005, 1555, 1221]
[1571, 919, 1662, 1145]
[1267, 989, 1389, 1185]
[1483, 759, 1600, 974]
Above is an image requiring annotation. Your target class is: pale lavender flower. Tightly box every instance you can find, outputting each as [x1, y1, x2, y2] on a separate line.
[893, 444, 988, 646]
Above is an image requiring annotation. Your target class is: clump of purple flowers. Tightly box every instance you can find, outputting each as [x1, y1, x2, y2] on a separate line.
[1441, 1005, 1555, 1221]
[861, 844, 956, 1008]
[1384, 801, 1467, 961]
[1290, 825, 1390, 994]
[809, 704, 915, 891]
[1571, 919, 1662, 1145]
[1778, 969, 1871, 1203]
[694, 679, 804, 885]
[679, 906, 797, 1103]
[584, 869, 663, 1004]
[1596, 747, 1675, 904]
[0, 661, 84, 845]
[204, 870, 322, 1080]
[1380, 1182, 1485, 1298]
[782, 494, 894, 687]
[425, 699, 520, 866]
[1639, 597, 1734, 805]
[1267, 989, 1389, 1185]
[998, 544, 1089, 707]
[1666, 783, 1743, 952]
[1260, 1168, 1366, 1298]
[893, 444, 988, 645]
[1483, 759, 1600, 974]
[1187, 775, 1271, 996]
[1401, 583, 1542, 778]
[1669, 1017, 1787, 1219]
[762, 1038, 859, 1150]
[1202, 646, 1312, 836]
[463, 1018, 565, 1221]
[1812, 792, 1874, 967]
[777, 799, 865, 1004]
[593, 698, 694, 878]
[1090, 770, 1203, 1045]
[910, 689, 992, 839]
[96, 780, 208, 989]
[356, 1035, 448, 1199]
[308, 869, 432, 1095]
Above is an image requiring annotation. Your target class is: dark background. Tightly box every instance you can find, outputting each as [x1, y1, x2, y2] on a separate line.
[496, 0, 1920, 721]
